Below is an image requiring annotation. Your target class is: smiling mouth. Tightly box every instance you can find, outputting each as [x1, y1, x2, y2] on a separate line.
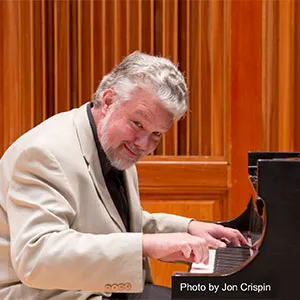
[123, 144, 139, 157]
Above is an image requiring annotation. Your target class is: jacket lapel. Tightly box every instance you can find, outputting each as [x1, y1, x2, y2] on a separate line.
[73, 103, 126, 232]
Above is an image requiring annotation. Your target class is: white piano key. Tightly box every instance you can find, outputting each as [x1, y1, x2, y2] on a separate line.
[190, 249, 216, 274]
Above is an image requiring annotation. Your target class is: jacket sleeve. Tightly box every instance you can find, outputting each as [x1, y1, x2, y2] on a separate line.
[142, 210, 192, 234]
[7, 146, 144, 292]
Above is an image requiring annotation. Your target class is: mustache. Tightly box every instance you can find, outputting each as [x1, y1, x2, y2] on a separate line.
[123, 142, 145, 157]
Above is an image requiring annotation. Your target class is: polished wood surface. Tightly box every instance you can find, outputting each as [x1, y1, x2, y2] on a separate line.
[230, 0, 262, 218]
[1, 0, 300, 288]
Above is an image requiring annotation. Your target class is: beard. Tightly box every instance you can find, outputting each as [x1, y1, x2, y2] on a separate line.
[99, 109, 144, 170]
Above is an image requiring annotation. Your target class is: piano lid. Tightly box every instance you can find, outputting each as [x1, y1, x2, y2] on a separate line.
[248, 151, 300, 176]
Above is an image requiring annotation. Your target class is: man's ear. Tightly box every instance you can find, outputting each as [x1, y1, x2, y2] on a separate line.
[101, 89, 114, 115]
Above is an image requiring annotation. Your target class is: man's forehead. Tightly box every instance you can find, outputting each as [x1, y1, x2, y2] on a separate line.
[133, 108, 151, 121]
[123, 97, 160, 115]
[132, 104, 174, 132]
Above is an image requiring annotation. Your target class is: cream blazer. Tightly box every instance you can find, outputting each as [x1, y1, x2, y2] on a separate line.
[0, 103, 191, 299]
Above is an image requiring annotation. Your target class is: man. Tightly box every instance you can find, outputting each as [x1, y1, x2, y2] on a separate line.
[0, 51, 248, 299]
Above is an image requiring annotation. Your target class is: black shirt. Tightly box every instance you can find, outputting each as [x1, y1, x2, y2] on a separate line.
[87, 102, 130, 232]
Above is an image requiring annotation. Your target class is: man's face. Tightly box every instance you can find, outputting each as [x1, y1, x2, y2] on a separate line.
[97, 88, 174, 170]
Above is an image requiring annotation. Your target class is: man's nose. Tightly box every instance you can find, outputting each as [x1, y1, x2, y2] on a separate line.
[134, 135, 150, 150]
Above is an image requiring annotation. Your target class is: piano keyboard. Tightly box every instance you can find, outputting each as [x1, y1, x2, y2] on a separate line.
[190, 247, 251, 274]
[190, 249, 216, 274]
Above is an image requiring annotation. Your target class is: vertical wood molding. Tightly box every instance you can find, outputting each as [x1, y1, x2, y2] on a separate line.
[200, 0, 211, 156]
[189, 0, 201, 155]
[93, 0, 105, 89]
[223, 0, 231, 161]
[2, 1, 22, 151]
[262, 0, 273, 150]
[141, 0, 154, 54]
[278, 0, 295, 150]
[54, 0, 71, 113]
[20, 0, 34, 131]
[90, 0, 94, 97]
[80, 0, 93, 103]
[33, 0, 47, 124]
[211, 1, 224, 156]
[0, 1, 4, 155]
[162, 0, 178, 155]
[185, 0, 191, 155]
[295, 1, 300, 151]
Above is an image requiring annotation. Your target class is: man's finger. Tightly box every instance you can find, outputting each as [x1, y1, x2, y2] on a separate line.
[206, 236, 227, 249]
[191, 237, 209, 264]
[180, 243, 192, 259]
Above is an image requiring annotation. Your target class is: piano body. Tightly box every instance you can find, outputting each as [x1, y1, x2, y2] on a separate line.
[172, 152, 300, 299]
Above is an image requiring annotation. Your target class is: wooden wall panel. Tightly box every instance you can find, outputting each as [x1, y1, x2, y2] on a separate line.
[230, 0, 262, 218]
[33, 0, 47, 124]
[1, 1, 22, 153]
[0, 1, 4, 156]
[127, 0, 141, 54]
[152, 0, 228, 157]
[177, 0, 190, 155]
[70, 1, 79, 108]
[45, 1, 55, 117]
[161, 0, 178, 156]
[189, 0, 202, 156]
[141, 0, 154, 54]
[20, 0, 34, 131]
[137, 159, 228, 201]
[261, 0, 300, 152]
[142, 199, 225, 224]
[199, 0, 211, 156]
[93, 0, 106, 92]
[261, 0, 279, 150]
[78, 0, 94, 105]
[211, 1, 225, 156]
[295, 1, 300, 151]
[2, 1, 300, 165]
[278, 0, 295, 150]
[231, 0, 300, 218]
[0, 0, 229, 159]
[54, 0, 71, 113]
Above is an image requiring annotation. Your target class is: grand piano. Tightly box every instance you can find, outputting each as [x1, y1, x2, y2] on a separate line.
[172, 152, 300, 299]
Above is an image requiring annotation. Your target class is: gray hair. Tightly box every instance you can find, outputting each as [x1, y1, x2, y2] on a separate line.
[92, 51, 188, 120]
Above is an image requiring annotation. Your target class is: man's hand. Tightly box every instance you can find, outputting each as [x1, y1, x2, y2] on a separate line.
[188, 221, 250, 249]
[142, 233, 209, 264]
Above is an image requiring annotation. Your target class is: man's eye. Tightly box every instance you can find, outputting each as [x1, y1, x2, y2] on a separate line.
[152, 132, 162, 138]
[132, 121, 142, 128]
